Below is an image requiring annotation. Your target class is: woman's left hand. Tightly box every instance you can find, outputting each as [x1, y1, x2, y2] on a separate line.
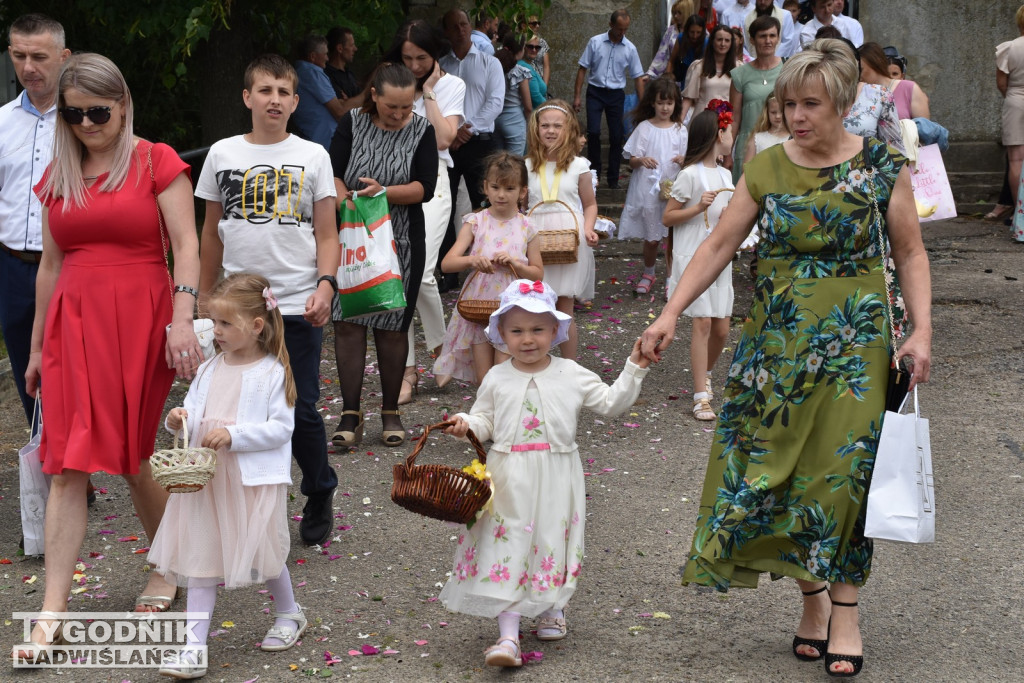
[584, 229, 599, 246]
[165, 319, 201, 380]
[355, 177, 384, 198]
[895, 330, 931, 391]
[424, 60, 442, 91]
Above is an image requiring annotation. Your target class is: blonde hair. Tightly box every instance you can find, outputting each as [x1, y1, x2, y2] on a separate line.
[1017, 4, 1024, 33]
[40, 53, 136, 210]
[774, 38, 858, 117]
[671, 0, 695, 21]
[753, 94, 782, 134]
[208, 273, 297, 406]
[526, 100, 582, 174]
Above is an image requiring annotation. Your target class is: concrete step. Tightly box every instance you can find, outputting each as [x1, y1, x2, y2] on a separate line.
[948, 171, 1002, 204]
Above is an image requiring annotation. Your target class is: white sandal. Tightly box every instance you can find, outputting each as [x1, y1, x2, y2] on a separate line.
[536, 614, 567, 640]
[484, 636, 522, 667]
[158, 649, 207, 679]
[259, 604, 307, 652]
[693, 397, 716, 421]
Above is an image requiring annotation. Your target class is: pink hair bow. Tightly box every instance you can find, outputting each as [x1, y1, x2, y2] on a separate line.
[519, 281, 544, 294]
[262, 286, 279, 311]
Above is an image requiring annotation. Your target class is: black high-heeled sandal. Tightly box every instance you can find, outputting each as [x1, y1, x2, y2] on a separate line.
[825, 599, 863, 678]
[792, 585, 829, 661]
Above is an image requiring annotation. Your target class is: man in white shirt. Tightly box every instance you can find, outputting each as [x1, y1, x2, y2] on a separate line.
[721, 0, 755, 31]
[0, 14, 69, 426]
[745, 0, 799, 58]
[799, 0, 841, 49]
[438, 8, 504, 290]
[831, 0, 864, 47]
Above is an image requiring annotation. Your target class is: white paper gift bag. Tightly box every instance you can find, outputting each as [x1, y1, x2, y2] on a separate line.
[864, 388, 934, 544]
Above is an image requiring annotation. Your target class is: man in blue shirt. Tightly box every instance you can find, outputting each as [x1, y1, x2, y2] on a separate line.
[0, 14, 68, 427]
[292, 34, 346, 150]
[471, 12, 496, 56]
[573, 9, 645, 189]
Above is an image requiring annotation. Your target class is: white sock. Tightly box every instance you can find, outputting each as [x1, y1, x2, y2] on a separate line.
[184, 583, 216, 653]
[643, 265, 656, 276]
[264, 566, 301, 646]
[693, 391, 709, 402]
[497, 611, 520, 641]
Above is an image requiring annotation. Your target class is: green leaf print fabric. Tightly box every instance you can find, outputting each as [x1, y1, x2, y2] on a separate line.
[682, 139, 907, 591]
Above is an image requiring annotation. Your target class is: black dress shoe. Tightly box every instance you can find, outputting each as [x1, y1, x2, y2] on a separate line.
[607, 180, 620, 190]
[299, 489, 335, 546]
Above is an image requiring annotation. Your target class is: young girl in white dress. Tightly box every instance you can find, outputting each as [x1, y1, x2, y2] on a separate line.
[743, 93, 789, 163]
[618, 76, 688, 296]
[150, 273, 304, 679]
[663, 102, 735, 423]
[524, 100, 599, 359]
[434, 152, 544, 385]
[440, 279, 650, 668]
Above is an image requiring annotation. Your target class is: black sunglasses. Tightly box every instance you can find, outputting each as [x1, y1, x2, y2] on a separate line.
[529, 20, 541, 27]
[58, 106, 113, 125]
[525, 44, 541, 49]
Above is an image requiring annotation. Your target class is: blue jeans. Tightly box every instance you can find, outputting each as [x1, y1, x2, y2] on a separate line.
[585, 85, 626, 185]
[0, 249, 39, 427]
[495, 106, 527, 156]
[283, 316, 337, 497]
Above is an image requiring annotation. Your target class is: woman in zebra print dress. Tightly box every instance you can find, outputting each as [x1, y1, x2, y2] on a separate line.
[329, 63, 437, 447]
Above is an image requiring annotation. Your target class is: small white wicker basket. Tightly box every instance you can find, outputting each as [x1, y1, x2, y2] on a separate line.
[150, 420, 217, 493]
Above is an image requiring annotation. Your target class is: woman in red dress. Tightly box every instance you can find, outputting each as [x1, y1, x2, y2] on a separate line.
[15, 53, 202, 661]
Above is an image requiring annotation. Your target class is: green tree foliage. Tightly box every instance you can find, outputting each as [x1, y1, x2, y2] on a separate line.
[1, 0, 405, 150]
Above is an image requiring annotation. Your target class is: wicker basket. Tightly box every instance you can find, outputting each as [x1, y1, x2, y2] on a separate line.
[391, 421, 492, 524]
[456, 263, 519, 324]
[528, 200, 580, 264]
[150, 421, 217, 493]
[703, 188, 735, 231]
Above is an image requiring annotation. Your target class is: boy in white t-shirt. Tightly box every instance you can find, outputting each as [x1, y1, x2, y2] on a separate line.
[195, 54, 340, 546]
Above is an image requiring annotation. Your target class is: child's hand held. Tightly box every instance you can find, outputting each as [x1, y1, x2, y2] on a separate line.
[630, 337, 651, 369]
[444, 417, 469, 438]
[471, 255, 494, 273]
[699, 191, 716, 208]
[167, 408, 188, 430]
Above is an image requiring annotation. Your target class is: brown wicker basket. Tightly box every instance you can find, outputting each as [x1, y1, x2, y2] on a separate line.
[150, 421, 217, 493]
[391, 420, 492, 524]
[456, 263, 520, 325]
[702, 188, 735, 231]
[528, 199, 580, 264]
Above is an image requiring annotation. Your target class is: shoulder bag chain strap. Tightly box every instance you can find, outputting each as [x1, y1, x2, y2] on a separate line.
[862, 137, 898, 360]
[146, 143, 174, 303]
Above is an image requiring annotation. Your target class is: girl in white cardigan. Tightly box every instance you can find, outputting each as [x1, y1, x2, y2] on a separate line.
[440, 279, 650, 668]
[150, 273, 304, 679]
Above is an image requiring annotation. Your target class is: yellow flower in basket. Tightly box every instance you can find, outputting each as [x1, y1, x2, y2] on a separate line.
[462, 458, 490, 481]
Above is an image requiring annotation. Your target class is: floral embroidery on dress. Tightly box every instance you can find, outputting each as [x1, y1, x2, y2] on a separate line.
[521, 398, 544, 439]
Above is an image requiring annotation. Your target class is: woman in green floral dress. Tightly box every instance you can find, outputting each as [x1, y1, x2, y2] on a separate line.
[641, 39, 932, 678]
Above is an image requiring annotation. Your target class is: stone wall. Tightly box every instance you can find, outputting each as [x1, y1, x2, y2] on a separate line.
[861, 1, 1014, 143]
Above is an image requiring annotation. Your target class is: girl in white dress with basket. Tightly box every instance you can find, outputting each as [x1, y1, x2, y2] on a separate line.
[433, 152, 544, 385]
[439, 279, 650, 668]
[524, 100, 599, 360]
[617, 76, 689, 296]
[664, 102, 736, 422]
[149, 273, 305, 679]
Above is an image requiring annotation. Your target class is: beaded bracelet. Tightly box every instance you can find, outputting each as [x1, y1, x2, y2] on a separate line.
[174, 284, 199, 298]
